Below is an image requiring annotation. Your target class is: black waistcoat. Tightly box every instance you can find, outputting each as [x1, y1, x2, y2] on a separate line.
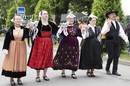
[106, 21, 120, 42]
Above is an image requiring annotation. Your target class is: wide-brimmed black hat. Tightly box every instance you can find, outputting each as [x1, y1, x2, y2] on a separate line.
[105, 10, 118, 18]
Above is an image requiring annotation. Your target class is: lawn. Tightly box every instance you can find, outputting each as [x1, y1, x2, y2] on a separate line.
[120, 49, 130, 61]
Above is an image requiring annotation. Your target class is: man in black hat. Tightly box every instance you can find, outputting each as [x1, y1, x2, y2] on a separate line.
[101, 10, 129, 76]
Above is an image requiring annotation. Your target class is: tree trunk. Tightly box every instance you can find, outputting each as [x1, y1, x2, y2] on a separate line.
[55, 14, 61, 25]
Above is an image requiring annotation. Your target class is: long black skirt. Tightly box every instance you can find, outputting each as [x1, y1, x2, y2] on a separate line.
[79, 38, 102, 69]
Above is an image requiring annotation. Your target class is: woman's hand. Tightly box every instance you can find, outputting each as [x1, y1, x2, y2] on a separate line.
[26, 22, 34, 30]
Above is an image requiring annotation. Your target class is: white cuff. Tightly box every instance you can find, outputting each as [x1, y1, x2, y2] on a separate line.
[77, 36, 82, 45]
[125, 39, 129, 45]
[3, 49, 8, 55]
[56, 33, 60, 38]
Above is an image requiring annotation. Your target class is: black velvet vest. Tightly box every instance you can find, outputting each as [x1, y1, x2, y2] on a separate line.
[106, 21, 120, 41]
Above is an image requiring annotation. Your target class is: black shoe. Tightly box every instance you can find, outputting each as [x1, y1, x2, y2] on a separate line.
[112, 72, 121, 76]
[86, 71, 91, 77]
[10, 80, 16, 86]
[71, 74, 77, 79]
[61, 73, 66, 78]
[43, 76, 50, 81]
[90, 72, 96, 77]
[17, 80, 23, 85]
[36, 77, 41, 82]
[106, 70, 112, 75]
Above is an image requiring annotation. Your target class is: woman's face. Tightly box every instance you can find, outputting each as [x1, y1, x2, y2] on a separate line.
[41, 11, 48, 21]
[89, 18, 96, 26]
[67, 17, 74, 25]
[14, 15, 23, 27]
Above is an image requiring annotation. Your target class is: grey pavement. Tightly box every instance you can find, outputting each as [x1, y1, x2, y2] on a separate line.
[0, 37, 130, 86]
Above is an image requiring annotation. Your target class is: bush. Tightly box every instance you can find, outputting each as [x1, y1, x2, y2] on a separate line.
[6, 6, 16, 29]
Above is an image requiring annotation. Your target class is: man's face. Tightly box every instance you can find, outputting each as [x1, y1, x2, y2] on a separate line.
[108, 13, 116, 20]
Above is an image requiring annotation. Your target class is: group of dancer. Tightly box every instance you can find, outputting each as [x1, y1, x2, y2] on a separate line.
[1, 10, 129, 86]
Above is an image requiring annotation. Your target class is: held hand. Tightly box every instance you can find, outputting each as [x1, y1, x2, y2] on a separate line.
[125, 40, 129, 47]
[3, 49, 8, 55]
[107, 19, 112, 27]
[126, 41, 129, 47]
[26, 22, 34, 30]
[56, 33, 60, 38]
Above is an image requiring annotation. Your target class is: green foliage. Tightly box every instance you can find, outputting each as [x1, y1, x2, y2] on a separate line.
[92, 0, 124, 27]
[0, 0, 15, 28]
[5, 0, 39, 28]
[1, 0, 124, 28]
[69, 0, 93, 15]
[18, 0, 38, 15]
[50, 0, 72, 24]
[1, 0, 94, 27]
[6, 6, 16, 28]
[34, 0, 52, 20]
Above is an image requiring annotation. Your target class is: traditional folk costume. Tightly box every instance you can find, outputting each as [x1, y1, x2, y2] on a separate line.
[2, 26, 29, 78]
[53, 23, 82, 71]
[101, 11, 128, 76]
[28, 20, 58, 70]
[79, 24, 102, 70]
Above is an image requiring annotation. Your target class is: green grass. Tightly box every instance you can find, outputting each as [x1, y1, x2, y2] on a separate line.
[120, 49, 130, 61]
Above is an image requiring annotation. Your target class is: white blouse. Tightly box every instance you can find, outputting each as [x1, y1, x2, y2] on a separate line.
[56, 23, 69, 38]
[101, 20, 128, 43]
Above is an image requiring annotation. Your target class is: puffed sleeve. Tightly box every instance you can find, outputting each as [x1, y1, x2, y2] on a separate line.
[23, 27, 32, 46]
[76, 28, 82, 37]
[76, 28, 82, 46]
[56, 23, 67, 38]
[24, 28, 30, 38]
[118, 22, 129, 43]
[101, 20, 111, 35]
[81, 25, 89, 39]
[49, 21, 59, 35]
[37, 20, 42, 37]
[96, 27, 101, 42]
[3, 31, 11, 50]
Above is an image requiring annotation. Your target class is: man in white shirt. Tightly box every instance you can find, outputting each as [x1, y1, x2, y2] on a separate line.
[101, 10, 129, 76]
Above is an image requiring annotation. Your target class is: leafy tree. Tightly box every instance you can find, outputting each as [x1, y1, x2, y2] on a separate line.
[34, 0, 51, 20]
[0, 0, 15, 27]
[69, 0, 93, 15]
[18, 0, 38, 15]
[50, 0, 72, 24]
[51, 0, 93, 25]
[6, 6, 17, 28]
[92, 0, 124, 27]
[5, 0, 38, 28]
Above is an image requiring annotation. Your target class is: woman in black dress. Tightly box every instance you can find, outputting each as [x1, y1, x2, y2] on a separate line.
[79, 14, 102, 77]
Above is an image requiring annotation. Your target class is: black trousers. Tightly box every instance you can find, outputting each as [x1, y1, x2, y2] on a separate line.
[106, 40, 120, 73]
